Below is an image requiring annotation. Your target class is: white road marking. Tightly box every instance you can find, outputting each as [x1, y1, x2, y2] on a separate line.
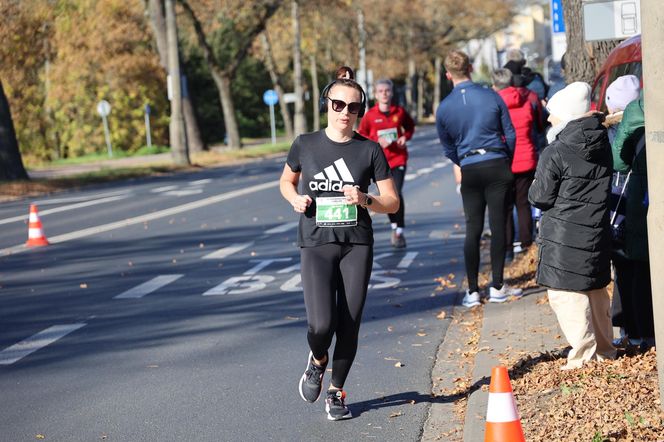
[264, 221, 298, 234]
[202, 242, 254, 260]
[164, 189, 204, 196]
[277, 262, 301, 274]
[32, 190, 131, 205]
[368, 270, 401, 290]
[203, 275, 275, 296]
[1, 180, 279, 256]
[244, 258, 291, 275]
[114, 274, 183, 299]
[417, 167, 434, 175]
[188, 179, 212, 185]
[151, 185, 178, 193]
[0, 323, 86, 365]
[372, 252, 393, 269]
[0, 195, 130, 227]
[404, 174, 418, 181]
[432, 161, 450, 169]
[397, 252, 418, 269]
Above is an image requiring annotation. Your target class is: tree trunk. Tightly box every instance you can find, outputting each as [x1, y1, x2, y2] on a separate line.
[310, 54, 320, 132]
[357, 6, 368, 103]
[261, 32, 294, 140]
[417, 71, 424, 122]
[563, 0, 619, 83]
[165, 0, 189, 164]
[406, 57, 416, 115]
[0, 80, 29, 181]
[433, 55, 442, 116]
[182, 76, 205, 153]
[212, 69, 241, 149]
[147, 0, 204, 153]
[292, 0, 306, 136]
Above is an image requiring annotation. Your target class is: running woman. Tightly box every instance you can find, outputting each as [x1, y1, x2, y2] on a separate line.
[280, 67, 399, 421]
[358, 78, 415, 248]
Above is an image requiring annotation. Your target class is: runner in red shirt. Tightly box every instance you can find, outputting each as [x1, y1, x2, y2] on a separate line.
[358, 79, 415, 248]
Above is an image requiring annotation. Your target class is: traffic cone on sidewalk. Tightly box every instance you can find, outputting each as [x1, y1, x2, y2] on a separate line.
[26, 204, 49, 247]
[484, 366, 525, 442]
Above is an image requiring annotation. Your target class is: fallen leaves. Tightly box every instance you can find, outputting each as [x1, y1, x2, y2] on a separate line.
[512, 349, 664, 441]
[436, 311, 447, 320]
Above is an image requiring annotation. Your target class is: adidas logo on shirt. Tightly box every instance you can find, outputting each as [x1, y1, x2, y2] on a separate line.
[309, 158, 358, 191]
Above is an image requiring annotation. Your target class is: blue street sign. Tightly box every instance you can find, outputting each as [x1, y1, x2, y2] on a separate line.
[551, 0, 565, 33]
[263, 89, 279, 106]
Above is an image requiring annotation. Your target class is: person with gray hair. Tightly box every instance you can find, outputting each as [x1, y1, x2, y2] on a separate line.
[358, 77, 415, 248]
[491, 68, 513, 91]
[492, 68, 539, 258]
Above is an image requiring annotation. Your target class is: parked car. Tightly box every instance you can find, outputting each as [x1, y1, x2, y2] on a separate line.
[590, 34, 642, 112]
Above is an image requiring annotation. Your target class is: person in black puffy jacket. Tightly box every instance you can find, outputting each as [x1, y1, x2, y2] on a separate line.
[528, 82, 616, 370]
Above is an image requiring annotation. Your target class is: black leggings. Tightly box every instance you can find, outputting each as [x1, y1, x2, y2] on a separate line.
[300, 243, 373, 388]
[388, 165, 406, 227]
[460, 159, 514, 292]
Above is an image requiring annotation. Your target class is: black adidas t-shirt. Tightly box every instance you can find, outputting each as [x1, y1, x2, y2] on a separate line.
[286, 130, 391, 247]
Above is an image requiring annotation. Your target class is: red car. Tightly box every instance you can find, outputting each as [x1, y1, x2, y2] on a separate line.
[590, 34, 642, 112]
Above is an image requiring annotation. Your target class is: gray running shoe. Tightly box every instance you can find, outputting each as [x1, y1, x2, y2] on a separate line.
[391, 231, 406, 248]
[325, 390, 352, 421]
[298, 351, 327, 403]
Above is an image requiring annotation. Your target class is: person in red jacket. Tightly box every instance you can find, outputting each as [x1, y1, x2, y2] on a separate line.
[358, 78, 415, 248]
[492, 68, 538, 253]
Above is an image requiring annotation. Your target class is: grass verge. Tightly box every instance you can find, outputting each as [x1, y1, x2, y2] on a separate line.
[2, 141, 292, 202]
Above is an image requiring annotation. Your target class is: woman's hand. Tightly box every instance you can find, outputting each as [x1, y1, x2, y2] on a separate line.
[342, 185, 366, 206]
[291, 194, 312, 213]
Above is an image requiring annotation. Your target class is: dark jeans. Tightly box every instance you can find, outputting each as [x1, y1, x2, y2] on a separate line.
[388, 165, 406, 228]
[506, 170, 535, 248]
[460, 158, 514, 292]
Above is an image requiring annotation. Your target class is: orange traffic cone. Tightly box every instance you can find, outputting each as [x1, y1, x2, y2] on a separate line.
[484, 366, 525, 442]
[26, 204, 49, 247]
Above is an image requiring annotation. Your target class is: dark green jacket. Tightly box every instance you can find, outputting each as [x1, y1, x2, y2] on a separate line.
[612, 91, 648, 261]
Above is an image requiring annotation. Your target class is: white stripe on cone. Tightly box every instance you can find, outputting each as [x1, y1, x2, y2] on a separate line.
[28, 228, 44, 238]
[29, 212, 39, 222]
[486, 392, 520, 423]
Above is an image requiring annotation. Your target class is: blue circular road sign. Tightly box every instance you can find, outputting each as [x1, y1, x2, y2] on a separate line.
[263, 89, 279, 106]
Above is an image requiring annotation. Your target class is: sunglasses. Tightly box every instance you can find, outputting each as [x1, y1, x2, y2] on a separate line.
[328, 98, 363, 114]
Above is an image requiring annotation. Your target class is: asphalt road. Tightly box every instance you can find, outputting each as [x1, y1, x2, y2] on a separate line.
[0, 125, 467, 441]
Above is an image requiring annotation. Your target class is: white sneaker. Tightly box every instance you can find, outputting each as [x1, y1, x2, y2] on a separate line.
[489, 284, 523, 302]
[462, 290, 481, 307]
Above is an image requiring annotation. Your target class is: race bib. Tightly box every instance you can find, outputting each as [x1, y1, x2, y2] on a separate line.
[377, 127, 398, 143]
[315, 197, 357, 227]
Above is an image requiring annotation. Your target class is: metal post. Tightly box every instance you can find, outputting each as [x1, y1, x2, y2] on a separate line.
[102, 115, 113, 157]
[144, 105, 152, 149]
[641, 0, 664, 409]
[269, 103, 276, 145]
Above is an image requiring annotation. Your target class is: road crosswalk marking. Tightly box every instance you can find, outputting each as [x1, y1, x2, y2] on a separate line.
[264, 222, 298, 234]
[202, 242, 255, 260]
[0, 323, 86, 365]
[114, 274, 184, 299]
[397, 252, 418, 269]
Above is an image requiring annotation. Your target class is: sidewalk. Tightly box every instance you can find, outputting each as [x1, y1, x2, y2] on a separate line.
[422, 289, 566, 441]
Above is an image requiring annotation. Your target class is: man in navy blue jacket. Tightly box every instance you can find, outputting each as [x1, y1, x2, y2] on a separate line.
[435, 49, 521, 308]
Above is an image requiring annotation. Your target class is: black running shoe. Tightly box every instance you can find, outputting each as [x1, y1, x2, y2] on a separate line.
[325, 390, 352, 421]
[298, 351, 327, 403]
